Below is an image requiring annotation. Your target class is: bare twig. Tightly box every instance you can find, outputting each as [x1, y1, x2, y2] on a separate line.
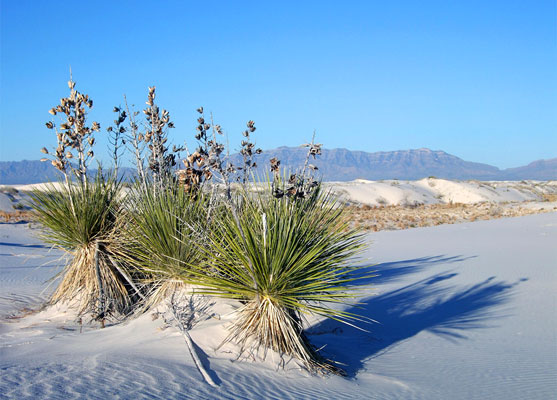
[167, 294, 218, 387]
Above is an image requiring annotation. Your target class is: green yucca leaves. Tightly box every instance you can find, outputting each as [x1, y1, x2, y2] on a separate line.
[28, 174, 137, 317]
[187, 182, 372, 373]
[123, 179, 211, 303]
[29, 177, 122, 250]
[194, 187, 368, 314]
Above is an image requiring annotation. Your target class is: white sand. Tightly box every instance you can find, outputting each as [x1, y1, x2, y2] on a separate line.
[6, 179, 557, 207]
[326, 178, 557, 206]
[8, 182, 67, 192]
[1, 214, 556, 399]
[0, 193, 17, 212]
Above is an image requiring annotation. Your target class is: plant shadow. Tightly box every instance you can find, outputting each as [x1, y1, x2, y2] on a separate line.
[353, 255, 476, 286]
[191, 339, 222, 386]
[309, 256, 525, 378]
[0, 241, 49, 249]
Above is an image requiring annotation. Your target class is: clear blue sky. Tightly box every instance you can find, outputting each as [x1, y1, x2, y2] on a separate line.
[1, 0, 555, 169]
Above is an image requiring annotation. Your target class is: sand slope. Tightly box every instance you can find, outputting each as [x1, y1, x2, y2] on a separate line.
[1, 213, 556, 399]
[327, 178, 557, 206]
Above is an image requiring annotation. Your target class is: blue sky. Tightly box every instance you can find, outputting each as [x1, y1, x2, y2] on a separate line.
[1, 0, 555, 169]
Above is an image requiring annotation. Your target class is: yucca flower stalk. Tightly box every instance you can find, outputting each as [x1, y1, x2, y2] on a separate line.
[190, 181, 370, 374]
[42, 75, 100, 189]
[29, 174, 137, 321]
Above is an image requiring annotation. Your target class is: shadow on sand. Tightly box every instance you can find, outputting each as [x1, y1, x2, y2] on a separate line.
[353, 255, 476, 286]
[308, 255, 525, 377]
[0, 241, 49, 249]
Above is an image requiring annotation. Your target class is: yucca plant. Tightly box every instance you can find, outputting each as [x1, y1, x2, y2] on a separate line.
[190, 181, 369, 374]
[123, 178, 211, 307]
[31, 77, 140, 324]
[29, 174, 137, 321]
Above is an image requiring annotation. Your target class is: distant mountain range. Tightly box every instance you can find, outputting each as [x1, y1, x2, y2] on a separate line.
[235, 147, 556, 181]
[1, 148, 555, 184]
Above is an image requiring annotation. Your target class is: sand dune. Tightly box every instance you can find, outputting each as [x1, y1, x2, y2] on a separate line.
[326, 178, 557, 206]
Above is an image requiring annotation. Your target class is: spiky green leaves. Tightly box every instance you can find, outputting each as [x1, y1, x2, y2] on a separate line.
[187, 183, 371, 372]
[28, 174, 135, 316]
[29, 175, 122, 251]
[123, 180, 210, 286]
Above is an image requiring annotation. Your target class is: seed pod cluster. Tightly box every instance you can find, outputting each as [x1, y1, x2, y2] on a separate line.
[237, 120, 262, 183]
[270, 137, 322, 199]
[138, 86, 176, 187]
[42, 78, 99, 181]
[177, 107, 230, 192]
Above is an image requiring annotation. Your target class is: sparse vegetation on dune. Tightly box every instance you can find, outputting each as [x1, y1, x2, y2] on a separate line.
[26, 78, 372, 376]
[29, 176, 137, 319]
[345, 201, 557, 232]
[30, 79, 139, 323]
[122, 179, 210, 308]
[188, 182, 368, 374]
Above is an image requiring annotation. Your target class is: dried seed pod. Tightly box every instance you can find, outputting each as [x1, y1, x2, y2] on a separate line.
[40, 147, 49, 154]
[88, 137, 95, 146]
[309, 164, 318, 170]
[196, 107, 203, 114]
[91, 122, 100, 131]
[270, 157, 281, 172]
[66, 152, 73, 159]
[45, 121, 54, 129]
[52, 160, 64, 170]
[40, 158, 48, 162]
[48, 108, 57, 116]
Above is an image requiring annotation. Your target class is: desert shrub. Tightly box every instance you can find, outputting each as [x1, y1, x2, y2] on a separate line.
[0, 187, 19, 194]
[376, 196, 388, 206]
[189, 180, 369, 374]
[29, 174, 137, 320]
[122, 177, 211, 307]
[30, 78, 139, 323]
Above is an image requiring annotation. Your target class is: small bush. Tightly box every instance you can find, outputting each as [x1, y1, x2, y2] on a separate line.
[122, 178, 210, 307]
[29, 174, 136, 318]
[189, 182, 370, 373]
